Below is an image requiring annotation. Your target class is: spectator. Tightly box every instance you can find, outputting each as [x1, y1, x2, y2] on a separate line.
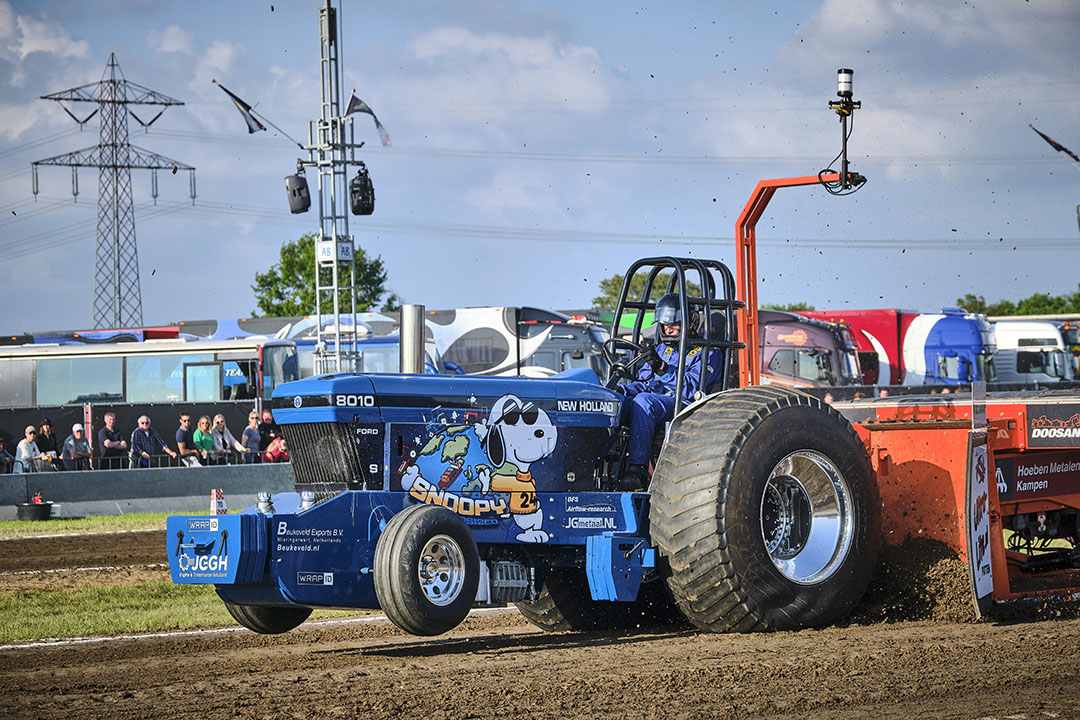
[211, 414, 247, 465]
[241, 411, 261, 464]
[98, 412, 129, 470]
[36, 418, 64, 471]
[15, 425, 48, 473]
[257, 409, 280, 452]
[175, 413, 200, 467]
[193, 416, 215, 465]
[262, 435, 289, 464]
[0, 437, 16, 474]
[62, 423, 93, 471]
[130, 415, 178, 468]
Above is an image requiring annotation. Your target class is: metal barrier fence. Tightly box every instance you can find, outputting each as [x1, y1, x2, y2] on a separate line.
[0, 463, 296, 521]
[9, 449, 280, 473]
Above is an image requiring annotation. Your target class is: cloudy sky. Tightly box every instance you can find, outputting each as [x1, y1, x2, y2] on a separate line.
[1, 0, 1078, 334]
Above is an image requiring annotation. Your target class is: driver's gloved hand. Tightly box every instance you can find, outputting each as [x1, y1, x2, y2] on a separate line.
[641, 341, 665, 374]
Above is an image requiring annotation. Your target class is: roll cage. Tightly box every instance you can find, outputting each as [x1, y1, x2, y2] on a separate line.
[606, 256, 745, 415]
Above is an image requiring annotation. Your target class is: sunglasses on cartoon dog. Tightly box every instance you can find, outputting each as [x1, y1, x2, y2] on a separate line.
[493, 400, 539, 426]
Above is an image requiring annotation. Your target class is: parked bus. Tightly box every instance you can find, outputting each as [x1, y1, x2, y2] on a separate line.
[0, 325, 181, 347]
[428, 307, 609, 378]
[293, 335, 455, 377]
[0, 337, 299, 464]
[0, 337, 298, 408]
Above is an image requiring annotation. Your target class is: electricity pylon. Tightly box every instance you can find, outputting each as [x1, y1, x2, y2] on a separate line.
[32, 53, 196, 329]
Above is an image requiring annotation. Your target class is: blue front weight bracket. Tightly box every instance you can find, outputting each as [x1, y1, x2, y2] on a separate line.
[168, 514, 268, 585]
[585, 534, 656, 602]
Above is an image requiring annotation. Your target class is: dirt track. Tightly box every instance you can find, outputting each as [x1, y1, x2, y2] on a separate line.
[2, 531, 1080, 720]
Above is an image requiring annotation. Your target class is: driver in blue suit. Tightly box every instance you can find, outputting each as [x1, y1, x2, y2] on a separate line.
[618, 292, 722, 491]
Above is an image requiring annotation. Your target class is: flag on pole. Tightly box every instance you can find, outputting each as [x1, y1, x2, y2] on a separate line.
[345, 92, 392, 147]
[1030, 124, 1080, 166]
[213, 79, 266, 134]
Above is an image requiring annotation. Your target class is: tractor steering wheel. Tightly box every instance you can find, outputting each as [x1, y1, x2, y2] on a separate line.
[603, 337, 651, 389]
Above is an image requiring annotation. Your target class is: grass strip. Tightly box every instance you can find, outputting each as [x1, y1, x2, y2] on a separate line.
[0, 513, 169, 539]
[0, 581, 372, 643]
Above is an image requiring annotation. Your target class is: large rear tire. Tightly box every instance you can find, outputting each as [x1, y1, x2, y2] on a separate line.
[516, 568, 684, 632]
[223, 601, 312, 634]
[649, 385, 880, 632]
[374, 503, 480, 636]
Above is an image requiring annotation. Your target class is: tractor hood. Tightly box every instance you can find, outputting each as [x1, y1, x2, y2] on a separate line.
[271, 372, 623, 429]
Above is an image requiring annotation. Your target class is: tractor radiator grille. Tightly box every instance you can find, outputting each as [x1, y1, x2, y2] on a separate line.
[282, 422, 378, 502]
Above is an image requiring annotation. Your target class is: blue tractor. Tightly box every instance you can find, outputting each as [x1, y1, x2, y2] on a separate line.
[167, 257, 880, 636]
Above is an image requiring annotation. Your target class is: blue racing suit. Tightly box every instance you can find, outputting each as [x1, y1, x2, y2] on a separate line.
[620, 341, 723, 467]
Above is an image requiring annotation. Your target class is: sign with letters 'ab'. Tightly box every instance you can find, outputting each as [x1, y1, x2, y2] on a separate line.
[316, 240, 354, 263]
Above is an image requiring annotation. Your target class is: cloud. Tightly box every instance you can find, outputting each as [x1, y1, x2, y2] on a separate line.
[0, 101, 51, 140]
[191, 39, 241, 90]
[403, 26, 615, 126]
[464, 169, 565, 220]
[13, 9, 89, 61]
[147, 25, 193, 54]
[0, 2, 14, 44]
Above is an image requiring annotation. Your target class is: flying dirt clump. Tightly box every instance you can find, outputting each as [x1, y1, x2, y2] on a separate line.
[848, 537, 977, 625]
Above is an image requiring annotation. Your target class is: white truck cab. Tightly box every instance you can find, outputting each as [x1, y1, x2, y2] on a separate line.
[992, 320, 1073, 385]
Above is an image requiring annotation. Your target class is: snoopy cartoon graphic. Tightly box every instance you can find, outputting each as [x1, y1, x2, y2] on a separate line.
[473, 393, 558, 543]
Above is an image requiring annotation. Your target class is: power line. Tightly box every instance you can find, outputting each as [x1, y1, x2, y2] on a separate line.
[7, 193, 1077, 262]
[12, 120, 1071, 170]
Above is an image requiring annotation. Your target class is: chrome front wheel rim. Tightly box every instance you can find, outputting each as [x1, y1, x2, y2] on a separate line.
[417, 533, 466, 606]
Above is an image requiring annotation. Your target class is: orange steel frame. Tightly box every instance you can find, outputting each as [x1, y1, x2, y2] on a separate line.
[734, 173, 841, 388]
[734, 174, 1080, 605]
[851, 399, 1080, 604]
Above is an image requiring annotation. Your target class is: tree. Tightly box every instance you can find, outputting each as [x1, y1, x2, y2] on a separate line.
[761, 301, 815, 312]
[593, 272, 703, 308]
[956, 286, 1080, 316]
[252, 233, 396, 317]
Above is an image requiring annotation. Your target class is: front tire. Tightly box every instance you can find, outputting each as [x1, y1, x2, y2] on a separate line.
[516, 568, 684, 632]
[649, 386, 880, 632]
[374, 504, 480, 636]
[223, 601, 312, 634]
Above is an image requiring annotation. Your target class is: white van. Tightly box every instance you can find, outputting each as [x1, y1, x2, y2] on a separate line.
[992, 320, 1073, 385]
